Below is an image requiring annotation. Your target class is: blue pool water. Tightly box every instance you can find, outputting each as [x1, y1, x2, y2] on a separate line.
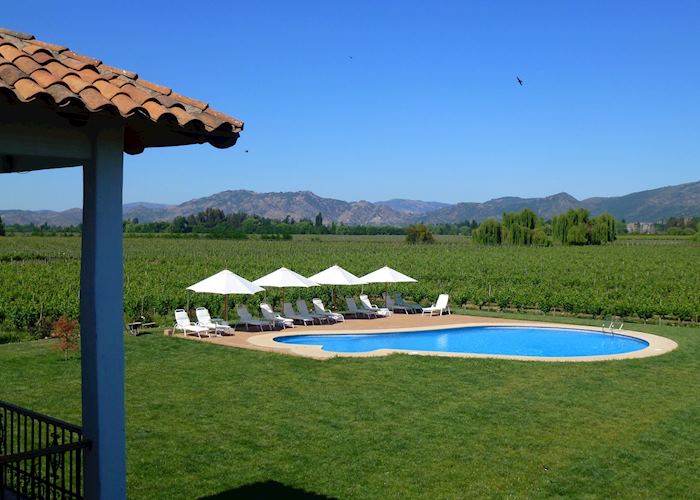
[275, 326, 649, 357]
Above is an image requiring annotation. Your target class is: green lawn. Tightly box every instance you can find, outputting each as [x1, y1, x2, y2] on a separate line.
[1, 316, 698, 499]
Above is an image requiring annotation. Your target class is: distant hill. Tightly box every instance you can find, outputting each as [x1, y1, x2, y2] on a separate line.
[420, 193, 580, 224]
[418, 181, 700, 224]
[156, 190, 414, 226]
[581, 181, 700, 221]
[1, 181, 698, 227]
[0, 208, 83, 227]
[375, 199, 451, 214]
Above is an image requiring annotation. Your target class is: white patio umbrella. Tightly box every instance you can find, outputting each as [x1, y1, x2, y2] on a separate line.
[360, 265, 417, 299]
[308, 264, 366, 308]
[253, 267, 318, 310]
[187, 269, 265, 321]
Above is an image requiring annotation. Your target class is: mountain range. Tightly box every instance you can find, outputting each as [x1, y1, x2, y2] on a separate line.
[1, 181, 698, 227]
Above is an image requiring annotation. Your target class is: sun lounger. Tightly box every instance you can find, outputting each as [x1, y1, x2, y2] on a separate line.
[312, 298, 345, 322]
[345, 297, 378, 319]
[383, 293, 412, 314]
[422, 294, 451, 316]
[236, 305, 274, 331]
[359, 294, 392, 317]
[174, 309, 212, 338]
[296, 299, 331, 324]
[283, 302, 314, 326]
[195, 307, 234, 336]
[260, 303, 295, 329]
[395, 292, 422, 313]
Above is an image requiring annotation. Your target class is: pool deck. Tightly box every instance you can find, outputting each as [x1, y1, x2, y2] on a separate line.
[190, 313, 677, 362]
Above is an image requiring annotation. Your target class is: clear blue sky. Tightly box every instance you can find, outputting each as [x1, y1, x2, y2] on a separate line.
[2, 1, 699, 210]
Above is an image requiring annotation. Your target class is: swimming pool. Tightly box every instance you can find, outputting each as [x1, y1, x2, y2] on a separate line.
[274, 326, 650, 357]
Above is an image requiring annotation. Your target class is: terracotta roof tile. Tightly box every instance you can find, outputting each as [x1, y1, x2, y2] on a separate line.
[60, 57, 94, 71]
[170, 91, 208, 110]
[0, 27, 243, 153]
[62, 50, 101, 66]
[28, 39, 67, 53]
[21, 44, 47, 55]
[78, 86, 115, 111]
[77, 67, 106, 84]
[29, 51, 54, 65]
[110, 93, 144, 116]
[0, 45, 24, 62]
[43, 83, 80, 106]
[148, 92, 180, 109]
[44, 60, 75, 79]
[0, 28, 33, 40]
[62, 74, 91, 93]
[92, 79, 126, 99]
[0, 61, 25, 86]
[98, 63, 137, 80]
[29, 68, 62, 88]
[136, 78, 171, 96]
[118, 82, 152, 104]
[13, 55, 42, 74]
[13, 78, 44, 100]
[141, 100, 173, 121]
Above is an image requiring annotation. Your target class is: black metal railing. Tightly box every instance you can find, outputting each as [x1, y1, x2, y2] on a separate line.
[0, 400, 90, 500]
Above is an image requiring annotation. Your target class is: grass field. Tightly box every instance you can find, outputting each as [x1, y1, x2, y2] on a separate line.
[1, 235, 699, 338]
[1, 313, 698, 499]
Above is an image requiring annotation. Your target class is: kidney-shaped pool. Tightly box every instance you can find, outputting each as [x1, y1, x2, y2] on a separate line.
[275, 326, 650, 358]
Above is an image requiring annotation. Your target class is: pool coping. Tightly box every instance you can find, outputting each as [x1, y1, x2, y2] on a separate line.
[246, 320, 678, 362]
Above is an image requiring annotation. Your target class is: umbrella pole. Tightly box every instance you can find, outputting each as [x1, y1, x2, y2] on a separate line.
[332, 286, 337, 309]
[281, 288, 285, 313]
[224, 295, 228, 322]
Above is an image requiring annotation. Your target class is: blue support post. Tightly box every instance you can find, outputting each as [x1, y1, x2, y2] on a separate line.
[80, 124, 127, 499]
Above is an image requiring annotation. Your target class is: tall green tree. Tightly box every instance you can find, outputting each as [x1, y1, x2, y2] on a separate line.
[473, 219, 502, 245]
[552, 209, 616, 245]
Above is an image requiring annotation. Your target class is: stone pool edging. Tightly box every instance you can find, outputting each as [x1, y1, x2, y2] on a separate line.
[245, 320, 678, 362]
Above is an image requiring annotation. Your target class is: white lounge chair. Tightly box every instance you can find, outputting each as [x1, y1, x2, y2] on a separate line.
[174, 309, 211, 338]
[260, 303, 295, 329]
[296, 299, 330, 324]
[283, 302, 314, 326]
[345, 297, 377, 319]
[359, 294, 392, 317]
[195, 307, 234, 336]
[422, 294, 451, 316]
[383, 293, 412, 314]
[236, 305, 274, 331]
[312, 298, 345, 322]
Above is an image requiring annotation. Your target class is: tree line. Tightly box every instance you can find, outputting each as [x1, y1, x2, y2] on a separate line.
[1, 210, 697, 243]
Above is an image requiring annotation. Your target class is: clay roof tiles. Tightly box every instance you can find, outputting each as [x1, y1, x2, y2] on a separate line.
[0, 28, 243, 153]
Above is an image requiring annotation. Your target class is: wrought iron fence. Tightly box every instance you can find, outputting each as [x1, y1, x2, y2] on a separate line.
[0, 400, 90, 500]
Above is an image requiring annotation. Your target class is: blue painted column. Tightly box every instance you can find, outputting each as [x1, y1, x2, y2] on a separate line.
[80, 124, 127, 499]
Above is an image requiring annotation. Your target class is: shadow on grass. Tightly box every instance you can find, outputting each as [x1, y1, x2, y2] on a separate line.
[199, 480, 337, 500]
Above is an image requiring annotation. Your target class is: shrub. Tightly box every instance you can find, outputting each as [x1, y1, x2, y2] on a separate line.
[51, 315, 80, 360]
[405, 224, 435, 244]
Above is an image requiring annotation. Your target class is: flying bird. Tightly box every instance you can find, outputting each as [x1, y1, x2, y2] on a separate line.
[244, 150, 249, 153]
[517, 76, 523, 86]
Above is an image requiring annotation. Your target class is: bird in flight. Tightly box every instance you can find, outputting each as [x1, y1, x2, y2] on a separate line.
[244, 150, 249, 153]
[517, 76, 523, 86]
